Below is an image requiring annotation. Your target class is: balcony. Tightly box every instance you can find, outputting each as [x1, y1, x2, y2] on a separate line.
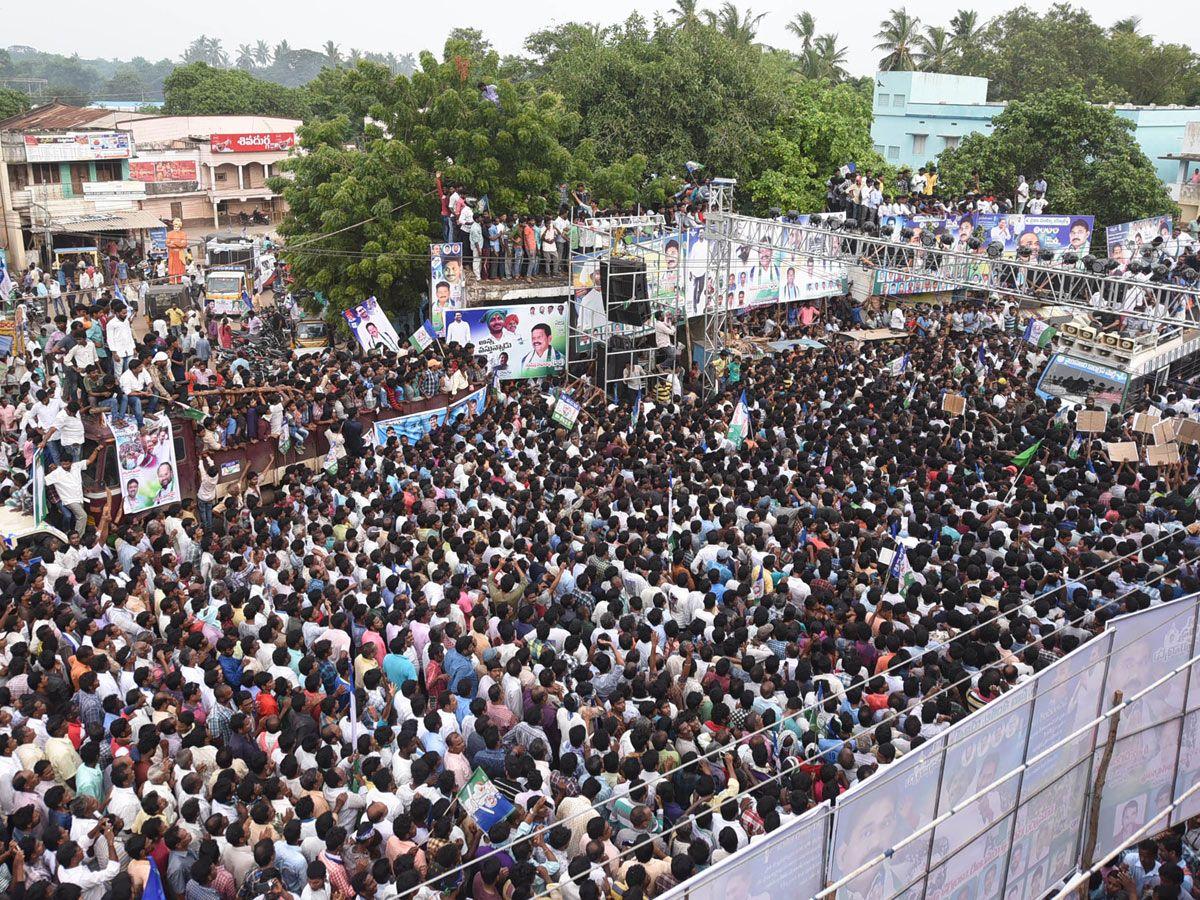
[1167, 182, 1200, 205]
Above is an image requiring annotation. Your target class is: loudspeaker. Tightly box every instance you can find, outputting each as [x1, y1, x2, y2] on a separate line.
[601, 257, 649, 326]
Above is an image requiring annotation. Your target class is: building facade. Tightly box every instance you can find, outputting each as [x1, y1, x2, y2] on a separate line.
[1163, 121, 1200, 224]
[0, 104, 298, 272]
[870, 71, 1199, 187]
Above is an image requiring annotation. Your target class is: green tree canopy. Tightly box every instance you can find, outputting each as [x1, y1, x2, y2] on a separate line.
[162, 63, 310, 117]
[0, 88, 30, 121]
[936, 90, 1174, 234]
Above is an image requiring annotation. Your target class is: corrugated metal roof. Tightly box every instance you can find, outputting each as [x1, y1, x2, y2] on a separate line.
[0, 103, 119, 133]
[49, 210, 166, 233]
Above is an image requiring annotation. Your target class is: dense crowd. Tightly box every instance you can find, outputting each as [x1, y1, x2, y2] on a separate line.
[0, 244, 1199, 900]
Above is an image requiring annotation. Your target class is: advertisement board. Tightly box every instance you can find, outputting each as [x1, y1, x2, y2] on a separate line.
[974, 214, 1095, 256]
[107, 413, 180, 514]
[429, 242, 465, 332]
[129, 157, 200, 182]
[373, 385, 487, 446]
[24, 131, 133, 162]
[1034, 353, 1130, 408]
[829, 736, 945, 899]
[931, 681, 1033, 865]
[444, 303, 567, 380]
[1094, 720, 1182, 861]
[209, 132, 296, 153]
[658, 807, 828, 900]
[1105, 598, 1196, 739]
[1106, 215, 1174, 262]
[1008, 760, 1092, 900]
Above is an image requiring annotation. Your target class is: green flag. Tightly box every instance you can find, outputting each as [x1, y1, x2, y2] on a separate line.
[1012, 440, 1042, 468]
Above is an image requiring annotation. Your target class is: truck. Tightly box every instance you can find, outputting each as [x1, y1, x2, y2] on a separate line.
[205, 266, 255, 317]
[75, 387, 478, 521]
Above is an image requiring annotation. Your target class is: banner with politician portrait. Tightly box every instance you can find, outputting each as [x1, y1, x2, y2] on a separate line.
[974, 214, 1094, 257]
[1106, 215, 1174, 262]
[429, 242, 465, 331]
[107, 413, 180, 514]
[343, 296, 402, 354]
[373, 385, 487, 446]
[443, 303, 567, 380]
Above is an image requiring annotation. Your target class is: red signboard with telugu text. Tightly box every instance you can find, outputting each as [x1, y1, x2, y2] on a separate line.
[209, 132, 296, 153]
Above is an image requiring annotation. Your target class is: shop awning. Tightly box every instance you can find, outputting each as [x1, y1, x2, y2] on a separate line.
[47, 209, 167, 233]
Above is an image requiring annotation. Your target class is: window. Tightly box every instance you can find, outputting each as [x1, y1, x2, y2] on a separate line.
[31, 163, 59, 185]
[215, 170, 228, 182]
[877, 94, 889, 108]
[943, 135, 961, 150]
[93, 160, 122, 182]
[873, 145, 886, 156]
[888, 146, 900, 160]
[892, 94, 905, 107]
[911, 134, 927, 157]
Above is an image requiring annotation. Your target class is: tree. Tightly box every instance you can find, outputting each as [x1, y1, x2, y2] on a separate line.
[235, 44, 256, 70]
[949, 9, 985, 51]
[0, 88, 29, 121]
[322, 41, 342, 67]
[917, 26, 955, 72]
[704, 2, 767, 45]
[801, 34, 848, 82]
[786, 11, 816, 51]
[747, 79, 887, 213]
[936, 90, 1174, 235]
[277, 40, 586, 320]
[253, 40, 271, 67]
[1110, 16, 1141, 35]
[875, 8, 921, 71]
[671, 0, 703, 30]
[162, 62, 310, 118]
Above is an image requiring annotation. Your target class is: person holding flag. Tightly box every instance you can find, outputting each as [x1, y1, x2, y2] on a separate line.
[727, 389, 751, 448]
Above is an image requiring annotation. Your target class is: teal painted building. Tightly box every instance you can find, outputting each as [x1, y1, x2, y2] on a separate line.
[869, 71, 1197, 185]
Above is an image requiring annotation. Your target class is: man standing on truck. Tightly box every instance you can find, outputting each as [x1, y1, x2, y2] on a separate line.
[43, 445, 99, 534]
[105, 305, 135, 374]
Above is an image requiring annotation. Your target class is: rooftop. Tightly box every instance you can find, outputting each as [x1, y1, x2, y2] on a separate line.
[0, 102, 137, 133]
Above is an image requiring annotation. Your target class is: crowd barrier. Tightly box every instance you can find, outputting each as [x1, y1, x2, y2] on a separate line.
[658, 593, 1200, 900]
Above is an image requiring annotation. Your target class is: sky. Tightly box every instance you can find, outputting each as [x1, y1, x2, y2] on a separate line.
[31, 0, 1200, 79]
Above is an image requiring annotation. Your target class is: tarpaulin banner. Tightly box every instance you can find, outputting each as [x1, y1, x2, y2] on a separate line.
[373, 385, 487, 447]
[444, 303, 567, 380]
[108, 413, 180, 514]
[1105, 215, 1174, 261]
[343, 296, 402, 354]
[975, 214, 1095, 256]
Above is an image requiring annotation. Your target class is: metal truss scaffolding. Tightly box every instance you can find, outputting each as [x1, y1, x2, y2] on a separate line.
[564, 214, 690, 404]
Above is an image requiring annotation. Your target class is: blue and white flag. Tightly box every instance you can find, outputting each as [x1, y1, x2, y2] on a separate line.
[241, 289, 255, 313]
[887, 352, 910, 376]
[629, 389, 642, 433]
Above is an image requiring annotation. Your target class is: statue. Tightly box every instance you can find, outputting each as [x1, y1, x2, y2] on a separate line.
[165, 217, 188, 284]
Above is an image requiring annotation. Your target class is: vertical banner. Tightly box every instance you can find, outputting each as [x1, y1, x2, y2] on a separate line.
[31, 448, 47, 527]
[108, 413, 180, 514]
[1094, 720, 1182, 860]
[429, 242, 465, 332]
[343, 296, 402, 353]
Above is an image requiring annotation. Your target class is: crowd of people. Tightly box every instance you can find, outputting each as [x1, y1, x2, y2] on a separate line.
[0, 241, 1196, 900]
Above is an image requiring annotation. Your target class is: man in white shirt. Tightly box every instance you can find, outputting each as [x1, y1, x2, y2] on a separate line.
[57, 822, 120, 900]
[446, 311, 472, 348]
[43, 401, 86, 463]
[1015, 175, 1029, 213]
[118, 358, 153, 428]
[44, 447, 97, 534]
[106, 306, 136, 372]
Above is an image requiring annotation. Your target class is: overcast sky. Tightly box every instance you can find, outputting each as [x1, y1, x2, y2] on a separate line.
[35, 0, 1200, 79]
